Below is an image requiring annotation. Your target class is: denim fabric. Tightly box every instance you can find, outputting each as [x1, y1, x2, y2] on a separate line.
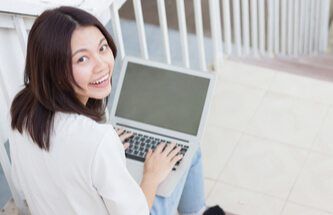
[151, 148, 206, 215]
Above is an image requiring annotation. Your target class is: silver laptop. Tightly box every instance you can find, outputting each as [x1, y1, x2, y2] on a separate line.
[110, 57, 215, 197]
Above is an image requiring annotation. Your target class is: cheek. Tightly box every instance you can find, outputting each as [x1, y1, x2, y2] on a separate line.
[72, 65, 92, 89]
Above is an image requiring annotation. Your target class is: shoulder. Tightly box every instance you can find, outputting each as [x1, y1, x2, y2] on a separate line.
[53, 112, 119, 149]
[55, 112, 112, 135]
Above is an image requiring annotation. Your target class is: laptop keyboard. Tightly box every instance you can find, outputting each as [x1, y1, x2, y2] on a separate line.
[121, 129, 189, 171]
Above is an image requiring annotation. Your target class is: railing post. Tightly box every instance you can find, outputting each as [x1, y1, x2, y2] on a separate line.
[241, 0, 250, 55]
[232, 0, 242, 56]
[299, 0, 305, 55]
[273, 0, 279, 54]
[258, 0, 265, 55]
[287, 0, 293, 55]
[12, 16, 27, 58]
[176, 0, 190, 68]
[209, 0, 223, 71]
[133, 0, 149, 59]
[320, 0, 330, 52]
[193, 0, 207, 71]
[267, 0, 274, 55]
[313, 0, 321, 54]
[222, 0, 232, 55]
[280, 0, 287, 55]
[303, 0, 310, 55]
[110, 3, 125, 59]
[250, 0, 258, 55]
[293, 0, 299, 56]
[308, 0, 315, 54]
[156, 0, 171, 64]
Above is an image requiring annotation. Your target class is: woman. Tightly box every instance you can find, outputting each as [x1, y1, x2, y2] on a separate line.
[9, 6, 224, 215]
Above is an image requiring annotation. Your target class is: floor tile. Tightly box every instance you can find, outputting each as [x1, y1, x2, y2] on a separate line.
[204, 179, 216, 198]
[207, 182, 284, 215]
[312, 107, 333, 155]
[269, 71, 333, 105]
[219, 134, 308, 199]
[218, 60, 276, 90]
[208, 81, 266, 131]
[201, 126, 241, 180]
[282, 202, 333, 215]
[245, 91, 328, 148]
[289, 152, 333, 213]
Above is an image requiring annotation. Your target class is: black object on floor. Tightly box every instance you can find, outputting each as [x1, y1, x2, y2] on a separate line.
[203, 205, 226, 215]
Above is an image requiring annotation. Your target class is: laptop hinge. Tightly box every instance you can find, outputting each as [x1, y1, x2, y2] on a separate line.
[116, 123, 189, 143]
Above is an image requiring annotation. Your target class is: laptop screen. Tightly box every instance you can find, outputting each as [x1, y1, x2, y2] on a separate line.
[115, 62, 210, 136]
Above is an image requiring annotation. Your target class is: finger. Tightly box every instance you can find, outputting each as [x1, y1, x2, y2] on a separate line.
[119, 132, 133, 142]
[146, 148, 153, 159]
[154, 142, 166, 153]
[123, 142, 130, 150]
[167, 146, 181, 159]
[171, 154, 183, 166]
[116, 128, 125, 135]
[163, 142, 177, 156]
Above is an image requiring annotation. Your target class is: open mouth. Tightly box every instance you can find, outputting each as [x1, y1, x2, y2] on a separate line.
[89, 73, 110, 88]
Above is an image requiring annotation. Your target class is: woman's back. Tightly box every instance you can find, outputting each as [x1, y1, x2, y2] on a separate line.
[9, 112, 149, 215]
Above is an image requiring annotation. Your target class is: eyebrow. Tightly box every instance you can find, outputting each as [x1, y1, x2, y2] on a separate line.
[72, 38, 106, 57]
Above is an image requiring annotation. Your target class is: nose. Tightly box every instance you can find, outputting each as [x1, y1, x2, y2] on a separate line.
[93, 54, 108, 72]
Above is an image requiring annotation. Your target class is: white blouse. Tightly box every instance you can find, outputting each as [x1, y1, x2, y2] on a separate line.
[9, 112, 149, 215]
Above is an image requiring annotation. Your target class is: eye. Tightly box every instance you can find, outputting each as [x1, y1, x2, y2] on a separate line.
[100, 44, 109, 52]
[77, 56, 88, 63]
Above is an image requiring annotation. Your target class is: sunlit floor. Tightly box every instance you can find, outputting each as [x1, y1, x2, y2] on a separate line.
[202, 60, 333, 215]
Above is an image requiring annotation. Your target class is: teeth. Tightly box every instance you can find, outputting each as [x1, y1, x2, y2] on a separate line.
[90, 74, 109, 85]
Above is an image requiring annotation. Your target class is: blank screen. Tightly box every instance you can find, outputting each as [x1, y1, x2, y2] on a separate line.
[115, 62, 210, 135]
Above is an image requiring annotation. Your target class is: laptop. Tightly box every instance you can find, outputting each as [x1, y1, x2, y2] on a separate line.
[110, 57, 216, 197]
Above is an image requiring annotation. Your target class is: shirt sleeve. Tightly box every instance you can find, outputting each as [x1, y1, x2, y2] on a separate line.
[91, 127, 149, 215]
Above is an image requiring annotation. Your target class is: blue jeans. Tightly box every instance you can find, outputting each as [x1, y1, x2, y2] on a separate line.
[151, 148, 206, 215]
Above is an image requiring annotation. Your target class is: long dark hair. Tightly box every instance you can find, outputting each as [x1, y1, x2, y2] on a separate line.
[10, 6, 117, 151]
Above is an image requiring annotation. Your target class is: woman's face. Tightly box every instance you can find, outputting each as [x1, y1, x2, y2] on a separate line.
[71, 26, 114, 105]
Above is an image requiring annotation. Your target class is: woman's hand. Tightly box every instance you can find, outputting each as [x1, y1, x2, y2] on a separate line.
[143, 142, 183, 185]
[116, 128, 133, 150]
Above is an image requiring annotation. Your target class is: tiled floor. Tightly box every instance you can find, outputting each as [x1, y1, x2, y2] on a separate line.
[202, 60, 333, 215]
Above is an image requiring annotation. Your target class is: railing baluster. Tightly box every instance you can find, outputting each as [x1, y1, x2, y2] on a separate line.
[320, 0, 330, 52]
[222, 0, 232, 54]
[193, 0, 207, 71]
[280, 0, 287, 55]
[209, 0, 223, 71]
[232, 0, 242, 56]
[287, 0, 293, 55]
[110, 3, 125, 59]
[258, 0, 265, 55]
[303, 0, 310, 54]
[273, 0, 279, 54]
[250, 0, 258, 55]
[12, 16, 27, 57]
[314, 0, 321, 54]
[267, 0, 274, 55]
[308, 0, 315, 54]
[241, 0, 250, 55]
[176, 0, 190, 68]
[133, 0, 149, 59]
[157, 0, 171, 64]
[298, 0, 305, 55]
[293, 0, 299, 56]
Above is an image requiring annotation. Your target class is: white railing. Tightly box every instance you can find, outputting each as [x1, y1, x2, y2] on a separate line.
[110, 0, 331, 71]
[2, 0, 330, 72]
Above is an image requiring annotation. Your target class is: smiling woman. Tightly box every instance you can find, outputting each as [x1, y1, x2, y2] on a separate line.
[10, 6, 117, 151]
[8, 6, 224, 215]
